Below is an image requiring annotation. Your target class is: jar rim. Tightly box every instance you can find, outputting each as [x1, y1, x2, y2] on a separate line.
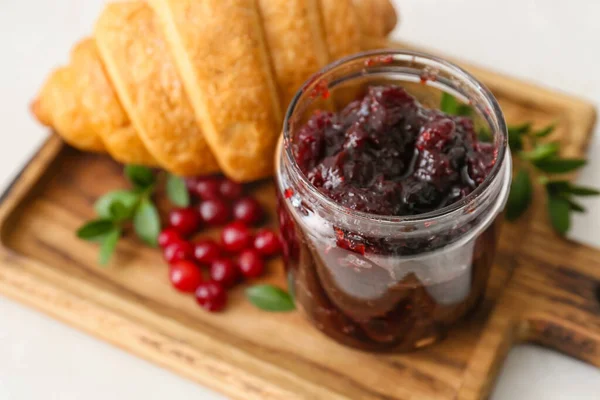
[282, 49, 508, 225]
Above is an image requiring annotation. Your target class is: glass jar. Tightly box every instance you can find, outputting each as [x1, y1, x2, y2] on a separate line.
[275, 50, 510, 352]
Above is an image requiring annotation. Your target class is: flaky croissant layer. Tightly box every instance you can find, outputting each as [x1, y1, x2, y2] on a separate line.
[32, 0, 397, 181]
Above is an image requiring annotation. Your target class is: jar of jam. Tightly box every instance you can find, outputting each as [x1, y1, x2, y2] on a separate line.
[275, 50, 510, 352]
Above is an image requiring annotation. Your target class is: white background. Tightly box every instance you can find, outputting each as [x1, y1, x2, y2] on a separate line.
[1, 0, 600, 399]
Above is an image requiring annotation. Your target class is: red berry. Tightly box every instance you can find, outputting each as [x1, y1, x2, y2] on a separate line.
[184, 177, 200, 191]
[232, 197, 263, 225]
[192, 177, 221, 200]
[169, 260, 203, 293]
[198, 199, 231, 225]
[253, 229, 282, 257]
[237, 249, 265, 278]
[195, 282, 227, 312]
[219, 179, 243, 200]
[168, 207, 201, 236]
[164, 241, 194, 264]
[158, 228, 182, 248]
[221, 221, 253, 253]
[193, 239, 222, 265]
[209, 258, 238, 288]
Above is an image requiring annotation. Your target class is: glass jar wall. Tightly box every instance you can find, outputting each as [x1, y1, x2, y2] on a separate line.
[276, 50, 510, 352]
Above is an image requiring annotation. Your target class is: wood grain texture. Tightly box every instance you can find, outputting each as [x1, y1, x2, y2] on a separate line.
[0, 41, 598, 400]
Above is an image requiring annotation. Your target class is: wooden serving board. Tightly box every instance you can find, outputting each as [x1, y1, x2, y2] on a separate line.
[1, 41, 599, 400]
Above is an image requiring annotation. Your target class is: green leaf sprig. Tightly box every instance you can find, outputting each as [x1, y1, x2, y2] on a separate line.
[440, 94, 599, 235]
[77, 166, 190, 265]
[502, 124, 598, 235]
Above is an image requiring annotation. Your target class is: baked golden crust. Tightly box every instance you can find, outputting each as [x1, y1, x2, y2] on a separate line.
[102, 125, 159, 166]
[95, 2, 219, 176]
[353, 0, 398, 37]
[31, 0, 398, 180]
[35, 61, 105, 152]
[320, 0, 362, 62]
[71, 38, 157, 166]
[30, 97, 51, 127]
[149, 0, 283, 181]
[258, 0, 329, 105]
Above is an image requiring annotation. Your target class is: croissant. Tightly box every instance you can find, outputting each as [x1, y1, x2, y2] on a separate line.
[32, 0, 397, 181]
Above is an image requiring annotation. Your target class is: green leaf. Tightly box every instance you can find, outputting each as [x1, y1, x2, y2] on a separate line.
[519, 142, 559, 162]
[166, 174, 190, 207]
[508, 132, 522, 151]
[440, 92, 458, 115]
[478, 128, 493, 143]
[124, 165, 155, 189]
[109, 201, 131, 221]
[534, 123, 556, 138]
[99, 227, 121, 265]
[548, 195, 571, 235]
[545, 180, 570, 195]
[534, 158, 587, 174]
[456, 104, 473, 116]
[505, 169, 533, 221]
[246, 285, 295, 312]
[566, 185, 600, 196]
[439, 93, 472, 116]
[566, 197, 586, 213]
[507, 123, 531, 152]
[508, 123, 532, 136]
[133, 199, 161, 247]
[77, 219, 115, 241]
[95, 190, 139, 219]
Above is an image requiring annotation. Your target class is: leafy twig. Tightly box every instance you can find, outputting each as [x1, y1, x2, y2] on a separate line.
[77, 165, 185, 265]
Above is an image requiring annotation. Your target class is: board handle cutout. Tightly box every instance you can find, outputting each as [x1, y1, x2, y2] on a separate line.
[521, 313, 600, 367]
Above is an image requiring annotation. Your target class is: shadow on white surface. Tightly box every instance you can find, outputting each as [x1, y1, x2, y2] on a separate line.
[491, 345, 600, 400]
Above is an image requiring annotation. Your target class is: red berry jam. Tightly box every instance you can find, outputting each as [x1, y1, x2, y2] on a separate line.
[277, 82, 509, 352]
[294, 86, 495, 217]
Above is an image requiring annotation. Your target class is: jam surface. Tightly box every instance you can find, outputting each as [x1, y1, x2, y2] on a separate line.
[294, 85, 496, 216]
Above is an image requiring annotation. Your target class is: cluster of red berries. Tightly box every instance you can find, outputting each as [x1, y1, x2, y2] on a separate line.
[158, 176, 281, 312]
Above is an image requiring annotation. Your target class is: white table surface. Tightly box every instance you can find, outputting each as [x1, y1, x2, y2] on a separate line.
[1, 1, 600, 399]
